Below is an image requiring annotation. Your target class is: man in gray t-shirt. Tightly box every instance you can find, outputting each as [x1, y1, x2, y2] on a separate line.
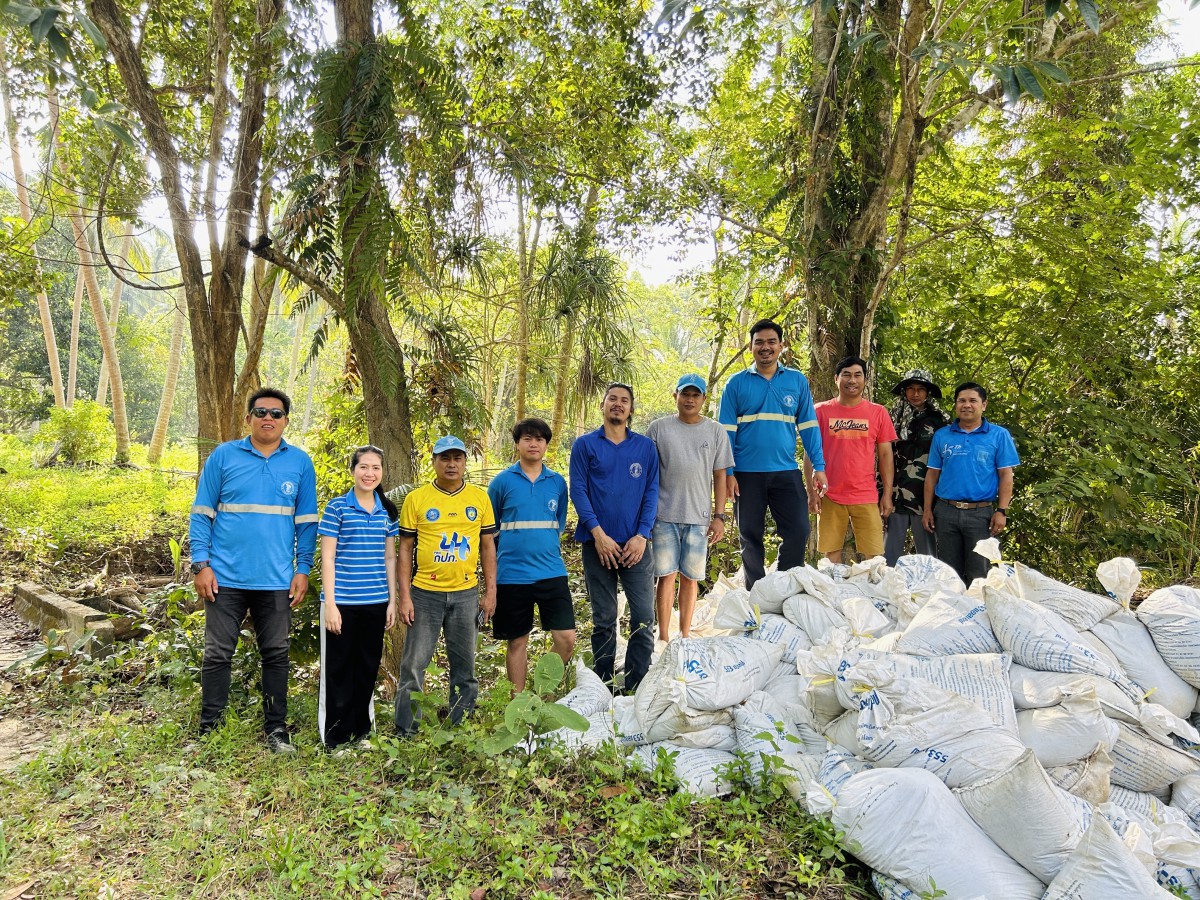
[645, 374, 735, 641]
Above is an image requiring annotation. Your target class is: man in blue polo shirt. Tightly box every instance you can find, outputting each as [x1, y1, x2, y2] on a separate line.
[570, 382, 660, 692]
[718, 319, 827, 589]
[488, 418, 574, 692]
[190, 388, 318, 753]
[922, 382, 1019, 584]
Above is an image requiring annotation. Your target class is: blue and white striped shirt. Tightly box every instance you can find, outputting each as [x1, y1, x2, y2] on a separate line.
[318, 489, 399, 605]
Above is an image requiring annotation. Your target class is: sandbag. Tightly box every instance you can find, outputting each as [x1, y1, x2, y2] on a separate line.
[1096, 557, 1140, 607]
[1090, 609, 1198, 717]
[750, 613, 812, 663]
[612, 695, 649, 746]
[893, 592, 1003, 656]
[954, 748, 1089, 883]
[822, 710, 858, 752]
[748, 568, 802, 615]
[986, 586, 1142, 705]
[805, 746, 874, 816]
[831, 768, 1044, 900]
[844, 667, 1026, 788]
[1043, 814, 1176, 899]
[558, 660, 613, 717]
[1110, 721, 1200, 794]
[1047, 748, 1113, 805]
[782, 591, 889, 644]
[548, 710, 614, 750]
[1171, 771, 1200, 831]
[1138, 586, 1200, 690]
[1012, 562, 1122, 631]
[713, 588, 759, 631]
[1101, 798, 1200, 870]
[795, 637, 857, 727]
[732, 692, 811, 785]
[670, 723, 737, 752]
[1009, 663, 1141, 722]
[634, 637, 783, 741]
[891, 554, 967, 625]
[1015, 691, 1119, 768]
[630, 743, 735, 797]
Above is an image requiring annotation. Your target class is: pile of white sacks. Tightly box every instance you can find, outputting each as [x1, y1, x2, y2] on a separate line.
[548, 542, 1200, 899]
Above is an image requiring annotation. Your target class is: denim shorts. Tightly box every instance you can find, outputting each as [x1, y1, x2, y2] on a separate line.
[652, 521, 708, 581]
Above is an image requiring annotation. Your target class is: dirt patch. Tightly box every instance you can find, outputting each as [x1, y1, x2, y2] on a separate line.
[0, 715, 48, 771]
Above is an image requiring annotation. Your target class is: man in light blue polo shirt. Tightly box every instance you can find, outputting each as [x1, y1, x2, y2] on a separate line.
[717, 319, 827, 589]
[922, 382, 1020, 584]
[190, 388, 318, 753]
[487, 418, 574, 692]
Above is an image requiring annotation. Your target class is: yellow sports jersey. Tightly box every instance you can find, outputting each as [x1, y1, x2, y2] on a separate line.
[399, 482, 497, 591]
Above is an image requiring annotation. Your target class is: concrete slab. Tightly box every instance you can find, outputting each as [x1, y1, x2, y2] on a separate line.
[13, 582, 115, 657]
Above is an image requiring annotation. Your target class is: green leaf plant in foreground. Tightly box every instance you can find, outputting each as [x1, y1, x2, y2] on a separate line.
[479, 653, 589, 755]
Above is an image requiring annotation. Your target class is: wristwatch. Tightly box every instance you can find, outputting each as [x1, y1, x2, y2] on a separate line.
[190, 560, 210, 575]
[997, 509, 1009, 515]
[712, 513, 728, 522]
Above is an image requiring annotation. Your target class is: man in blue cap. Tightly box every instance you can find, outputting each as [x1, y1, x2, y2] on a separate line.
[394, 435, 498, 734]
[646, 374, 733, 641]
[570, 382, 660, 692]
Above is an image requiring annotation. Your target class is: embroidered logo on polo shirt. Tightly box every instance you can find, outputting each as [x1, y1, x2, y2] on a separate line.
[466, 506, 478, 521]
[629, 462, 643, 478]
[280, 481, 296, 496]
[783, 394, 796, 408]
[548, 498, 558, 513]
[425, 508, 441, 522]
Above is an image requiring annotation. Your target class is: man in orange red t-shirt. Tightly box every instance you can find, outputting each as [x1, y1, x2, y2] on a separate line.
[805, 355, 897, 562]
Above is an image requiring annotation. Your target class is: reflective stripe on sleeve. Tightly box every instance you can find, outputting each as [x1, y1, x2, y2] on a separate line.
[295, 514, 320, 524]
[499, 520, 560, 531]
[191, 504, 216, 518]
[797, 420, 818, 431]
[722, 423, 738, 432]
[217, 502, 295, 516]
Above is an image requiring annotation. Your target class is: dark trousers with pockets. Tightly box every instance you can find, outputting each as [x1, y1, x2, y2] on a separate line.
[933, 500, 993, 585]
[734, 470, 810, 590]
[320, 603, 387, 747]
[200, 587, 292, 735]
[581, 541, 655, 692]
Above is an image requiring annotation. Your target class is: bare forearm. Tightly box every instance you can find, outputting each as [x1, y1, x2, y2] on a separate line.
[997, 469, 1014, 508]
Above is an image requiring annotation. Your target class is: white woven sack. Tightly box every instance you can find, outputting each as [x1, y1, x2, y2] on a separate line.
[1109, 721, 1200, 794]
[1047, 747, 1113, 805]
[844, 666, 1026, 788]
[548, 710, 614, 750]
[985, 586, 1142, 705]
[732, 691, 809, 784]
[893, 591, 1003, 656]
[612, 695, 649, 746]
[832, 768, 1044, 900]
[1043, 814, 1176, 899]
[713, 588, 759, 632]
[558, 659, 614, 717]
[1012, 561, 1122, 631]
[1015, 691, 1119, 768]
[630, 742, 735, 797]
[670, 723, 737, 752]
[1138, 586, 1200, 689]
[893, 554, 966, 619]
[822, 710, 858, 752]
[1171, 771, 1200, 831]
[1089, 609, 1198, 717]
[749, 613, 812, 663]
[1009, 663, 1141, 721]
[805, 746, 873, 816]
[747, 568, 800, 615]
[953, 748, 1090, 884]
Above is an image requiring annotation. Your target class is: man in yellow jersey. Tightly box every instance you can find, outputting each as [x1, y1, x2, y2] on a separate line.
[394, 436, 498, 735]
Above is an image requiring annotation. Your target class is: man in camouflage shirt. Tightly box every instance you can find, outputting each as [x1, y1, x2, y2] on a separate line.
[883, 370, 950, 564]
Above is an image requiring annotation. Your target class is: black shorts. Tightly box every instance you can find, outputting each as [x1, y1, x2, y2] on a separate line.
[492, 576, 575, 640]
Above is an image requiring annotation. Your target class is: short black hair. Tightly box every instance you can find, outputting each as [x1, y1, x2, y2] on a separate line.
[248, 387, 291, 416]
[512, 417, 552, 443]
[835, 355, 868, 376]
[749, 319, 783, 342]
[954, 382, 988, 402]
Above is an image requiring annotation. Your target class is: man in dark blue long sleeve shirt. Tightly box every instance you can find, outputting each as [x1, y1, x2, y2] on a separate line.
[569, 382, 659, 692]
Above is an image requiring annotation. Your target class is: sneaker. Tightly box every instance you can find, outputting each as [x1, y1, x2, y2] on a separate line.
[266, 731, 296, 754]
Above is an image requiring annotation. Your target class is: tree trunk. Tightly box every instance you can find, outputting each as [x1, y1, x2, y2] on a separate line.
[1, 43, 65, 408]
[286, 305, 307, 397]
[148, 300, 187, 464]
[514, 181, 541, 421]
[67, 267, 84, 405]
[549, 315, 575, 445]
[96, 232, 133, 405]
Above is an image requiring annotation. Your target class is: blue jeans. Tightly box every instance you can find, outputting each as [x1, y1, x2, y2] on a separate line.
[933, 501, 993, 585]
[581, 541, 655, 691]
[652, 521, 708, 582]
[883, 510, 937, 565]
[733, 470, 810, 589]
[394, 586, 479, 735]
[200, 587, 292, 735]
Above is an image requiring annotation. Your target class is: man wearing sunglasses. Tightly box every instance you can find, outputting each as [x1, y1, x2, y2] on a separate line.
[189, 388, 318, 753]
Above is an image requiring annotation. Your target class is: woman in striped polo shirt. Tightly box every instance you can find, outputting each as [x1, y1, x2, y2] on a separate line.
[317, 446, 399, 749]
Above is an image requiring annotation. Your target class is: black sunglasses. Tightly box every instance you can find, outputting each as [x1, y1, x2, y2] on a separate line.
[250, 407, 286, 419]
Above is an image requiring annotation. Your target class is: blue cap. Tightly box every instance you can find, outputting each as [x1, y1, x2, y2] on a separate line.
[432, 435, 468, 455]
[675, 374, 707, 394]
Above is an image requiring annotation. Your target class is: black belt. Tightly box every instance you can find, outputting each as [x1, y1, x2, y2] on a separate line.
[938, 498, 994, 510]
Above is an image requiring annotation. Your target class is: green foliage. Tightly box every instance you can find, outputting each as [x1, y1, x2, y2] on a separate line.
[35, 400, 115, 464]
[480, 653, 589, 755]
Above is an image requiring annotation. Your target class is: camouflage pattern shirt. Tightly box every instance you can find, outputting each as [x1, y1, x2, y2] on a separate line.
[890, 402, 951, 514]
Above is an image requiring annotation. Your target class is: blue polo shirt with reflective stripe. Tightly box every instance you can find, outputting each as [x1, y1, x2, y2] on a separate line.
[717, 365, 825, 473]
[317, 489, 399, 605]
[189, 436, 318, 590]
[487, 463, 569, 584]
[928, 418, 1020, 503]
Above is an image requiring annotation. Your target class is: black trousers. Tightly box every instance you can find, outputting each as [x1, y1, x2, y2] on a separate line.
[200, 588, 292, 735]
[320, 603, 388, 747]
[734, 470, 811, 590]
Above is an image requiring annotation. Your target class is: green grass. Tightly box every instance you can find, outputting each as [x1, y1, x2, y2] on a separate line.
[0, 617, 872, 900]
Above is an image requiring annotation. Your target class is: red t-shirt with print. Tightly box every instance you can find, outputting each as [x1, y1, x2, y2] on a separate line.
[815, 399, 897, 505]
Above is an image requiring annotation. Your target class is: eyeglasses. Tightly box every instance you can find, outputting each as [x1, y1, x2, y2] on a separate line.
[250, 407, 286, 420]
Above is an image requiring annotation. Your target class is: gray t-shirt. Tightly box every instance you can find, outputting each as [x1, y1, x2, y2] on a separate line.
[645, 415, 735, 526]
